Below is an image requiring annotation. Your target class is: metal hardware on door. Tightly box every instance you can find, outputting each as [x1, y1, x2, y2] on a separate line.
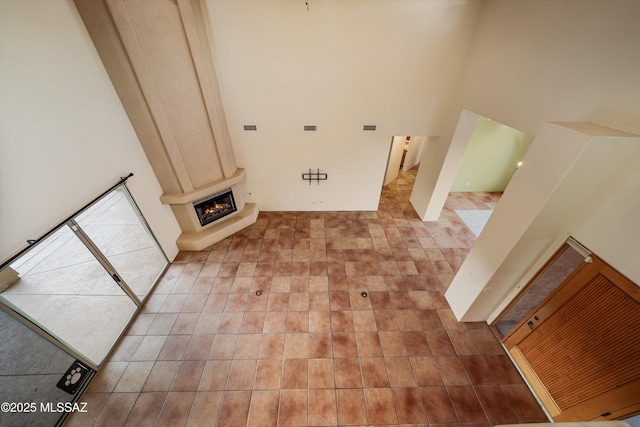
[527, 320, 535, 329]
[600, 412, 611, 417]
[112, 274, 121, 283]
[534, 315, 539, 321]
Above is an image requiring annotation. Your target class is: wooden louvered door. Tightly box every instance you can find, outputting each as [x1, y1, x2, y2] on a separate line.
[504, 257, 640, 421]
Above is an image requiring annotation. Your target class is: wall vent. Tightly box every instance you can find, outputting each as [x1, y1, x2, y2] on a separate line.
[363, 125, 376, 131]
[243, 125, 257, 131]
[304, 125, 317, 131]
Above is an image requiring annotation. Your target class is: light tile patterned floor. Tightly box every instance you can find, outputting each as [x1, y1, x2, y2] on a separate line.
[65, 169, 546, 426]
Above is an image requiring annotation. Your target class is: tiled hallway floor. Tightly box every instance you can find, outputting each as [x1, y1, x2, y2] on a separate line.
[66, 169, 547, 426]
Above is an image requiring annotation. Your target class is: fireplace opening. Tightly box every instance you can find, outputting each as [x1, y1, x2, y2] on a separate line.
[193, 189, 237, 227]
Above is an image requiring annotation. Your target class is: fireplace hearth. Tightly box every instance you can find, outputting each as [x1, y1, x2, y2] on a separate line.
[160, 169, 258, 251]
[194, 189, 236, 227]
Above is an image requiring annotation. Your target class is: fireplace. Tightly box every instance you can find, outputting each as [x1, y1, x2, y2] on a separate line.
[193, 189, 237, 227]
[160, 169, 258, 250]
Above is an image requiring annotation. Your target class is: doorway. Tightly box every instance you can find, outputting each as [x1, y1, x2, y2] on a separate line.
[493, 239, 590, 338]
[410, 110, 533, 224]
[449, 115, 533, 236]
[383, 135, 426, 188]
[494, 241, 640, 421]
[0, 180, 168, 367]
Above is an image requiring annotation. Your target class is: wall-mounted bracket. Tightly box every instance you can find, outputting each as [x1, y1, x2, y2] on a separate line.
[302, 168, 327, 185]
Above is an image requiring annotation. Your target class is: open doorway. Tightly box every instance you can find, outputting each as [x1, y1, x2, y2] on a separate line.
[379, 135, 426, 219]
[447, 115, 533, 236]
[383, 135, 426, 187]
[410, 110, 535, 225]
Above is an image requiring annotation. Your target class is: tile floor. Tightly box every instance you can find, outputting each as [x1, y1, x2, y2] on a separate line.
[453, 210, 494, 237]
[65, 169, 546, 426]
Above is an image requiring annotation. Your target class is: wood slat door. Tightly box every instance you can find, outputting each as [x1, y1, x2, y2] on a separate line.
[504, 258, 640, 421]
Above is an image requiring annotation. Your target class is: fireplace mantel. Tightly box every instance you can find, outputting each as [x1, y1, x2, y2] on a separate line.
[160, 169, 246, 205]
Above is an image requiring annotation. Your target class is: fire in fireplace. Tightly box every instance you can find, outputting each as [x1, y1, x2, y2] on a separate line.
[193, 189, 237, 227]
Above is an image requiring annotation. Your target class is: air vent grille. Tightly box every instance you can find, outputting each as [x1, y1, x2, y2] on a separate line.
[243, 125, 257, 131]
[363, 125, 376, 131]
[304, 125, 317, 131]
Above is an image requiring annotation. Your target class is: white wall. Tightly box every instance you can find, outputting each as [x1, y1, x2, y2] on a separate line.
[571, 153, 640, 284]
[411, 111, 477, 219]
[413, 0, 640, 220]
[425, 0, 640, 320]
[446, 122, 640, 321]
[383, 137, 404, 187]
[204, 0, 483, 211]
[0, 0, 181, 262]
[460, 0, 640, 137]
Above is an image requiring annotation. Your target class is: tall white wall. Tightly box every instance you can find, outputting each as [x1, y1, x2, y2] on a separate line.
[0, 0, 181, 262]
[420, 0, 640, 320]
[446, 123, 640, 321]
[571, 155, 640, 284]
[383, 137, 404, 187]
[204, 0, 483, 211]
[460, 0, 640, 137]
[413, 0, 640, 219]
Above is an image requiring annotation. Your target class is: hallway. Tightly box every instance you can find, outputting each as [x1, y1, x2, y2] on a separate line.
[66, 169, 545, 426]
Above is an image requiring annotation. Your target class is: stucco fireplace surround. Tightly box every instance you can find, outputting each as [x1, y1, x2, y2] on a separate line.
[160, 169, 257, 251]
[75, 0, 258, 250]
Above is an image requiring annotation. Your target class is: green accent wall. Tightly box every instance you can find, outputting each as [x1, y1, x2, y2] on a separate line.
[451, 118, 533, 192]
